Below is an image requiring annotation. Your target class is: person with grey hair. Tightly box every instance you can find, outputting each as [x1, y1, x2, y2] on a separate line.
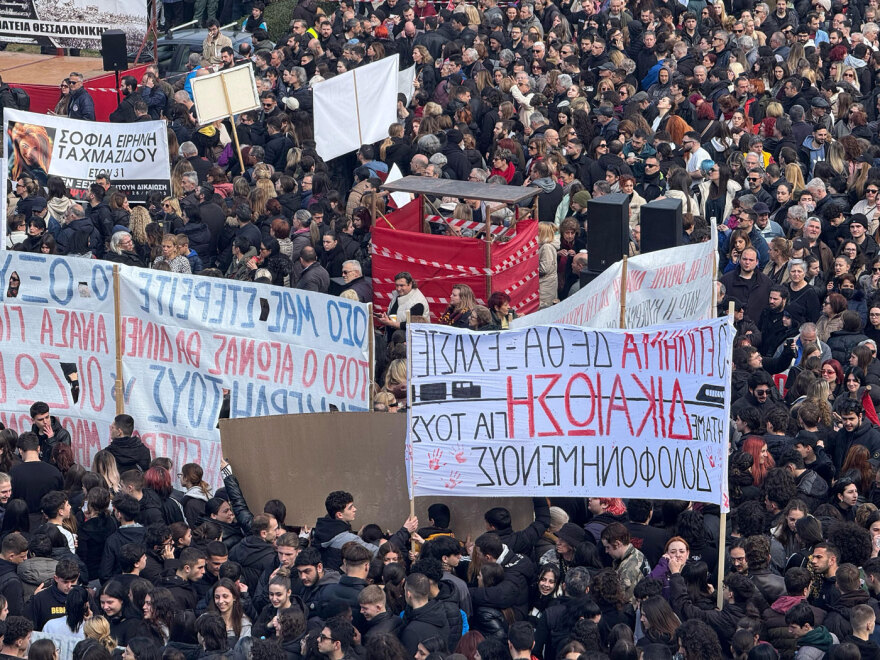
[340, 260, 371, 302]
[418, 134, 441, 156]
[469, 168, 489, 183]
[105, 231, 146, 268]
[67, 71, 95, 121]
[180, 142, 198, 158]
[711, 30, 732, 69]
[499, 49, 515, 67]
[429, 152, 449, 177]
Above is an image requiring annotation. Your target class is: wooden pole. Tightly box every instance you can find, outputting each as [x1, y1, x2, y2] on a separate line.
[219, 74, 245, 174]
[419, 194, 425, 234]
[367, 303, 375, 409]
[619, 255, 628, 329]
[716, 298, 735, 610]
[485, 235, 492, 303]
[113, 266, 124, 416]
[352, 70, 363, 146]
[405, 309, 416, 551]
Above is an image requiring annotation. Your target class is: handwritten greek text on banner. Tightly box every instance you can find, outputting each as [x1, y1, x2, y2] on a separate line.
[0, 252, 117, 466]
[511, 231, 717, 329]
[118, 269, 371, 486]
[406, 318, 733, 511]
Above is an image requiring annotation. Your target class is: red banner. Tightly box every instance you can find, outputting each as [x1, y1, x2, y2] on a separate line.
[492, 219, 540, 315]
[371, 218, 539, 319]
[376, 197, 422, 233]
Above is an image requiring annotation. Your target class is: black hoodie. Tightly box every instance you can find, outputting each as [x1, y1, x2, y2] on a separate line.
[26, 583, 67, 630]
[0, 558, 23, 616]
[399, 599, 451, 656]
[100, 524, 145, 582]
[106, 435, 151, 473]
[228, 535, 276, 592]
[76, 513, 118, 581]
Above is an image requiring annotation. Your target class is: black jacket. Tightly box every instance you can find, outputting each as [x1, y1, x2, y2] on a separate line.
[492, 498, 551, 559]
[109, 93, 139, 123]
[469, 547, 536, 621]
[100, 524, 146, 582]
[31, 417, 71, 463]
[399, 599, 451, 656]
[828, 421, 880, 469]
[435, 578, 464, 648]
[161, 573, 200, 611]
[0, 558, 24, 616]
[76, 513, 118, 581]
[828, 329, 871, 365]
[363, 610, 403, 643]
[228, 535, 276, 592]
[321, 575, 368, 630]
[107, 436, 151, 473]
[670, 573, 745, 650]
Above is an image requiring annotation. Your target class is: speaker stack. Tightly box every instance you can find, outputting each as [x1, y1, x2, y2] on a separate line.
[640, 197, 684, 253]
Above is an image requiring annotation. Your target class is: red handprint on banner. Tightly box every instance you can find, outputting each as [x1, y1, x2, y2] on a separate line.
[428, 449, 445, 471]
[454, 443, 467, 464]
[708, 453, 716, 468]
[405, 444, 414, 463]
[445, 470, 462, 489]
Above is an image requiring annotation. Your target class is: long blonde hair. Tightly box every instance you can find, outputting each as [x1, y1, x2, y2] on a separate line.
[83, 616, 117, 653]
[92, 450, 120, 494]
[129, 207, 150, 245]
[451, 283, 477, 312]
[785, 163, 806, 193]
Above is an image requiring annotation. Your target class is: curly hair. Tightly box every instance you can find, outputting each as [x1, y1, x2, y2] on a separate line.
[734, 500, 768, 536]
[827, 522, 872, 567]
[763, 467, 797, 511]
[591, 568, 625, 608]
[676, 619, 722, 660]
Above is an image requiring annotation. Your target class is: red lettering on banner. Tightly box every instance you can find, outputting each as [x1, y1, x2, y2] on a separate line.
[210, 335, 226, 375]
[302, 350, 317, 387]
[507, 375, 535, 438]
[621, 334, 642, 369]
[631, 374, 659, 436]
[323, 354, 336, 394]
[606, 374, 634, 436]
[68, 417, 102, 466]
[564, 373, 596, 436]
[535, 374, 562, 437]
[668, 378, 693, 439]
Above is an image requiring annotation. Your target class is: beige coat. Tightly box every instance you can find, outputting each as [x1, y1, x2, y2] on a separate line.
[538, 242, 558, 308]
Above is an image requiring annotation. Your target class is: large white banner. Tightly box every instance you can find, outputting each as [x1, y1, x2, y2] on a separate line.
[0, 0, 145, 48]
[512, 235, 717, 329]
[313, 55, 400, 161]
[406, 318, 733, 510]
[0, 252, 117, 467]
[118, 268, 372, 486]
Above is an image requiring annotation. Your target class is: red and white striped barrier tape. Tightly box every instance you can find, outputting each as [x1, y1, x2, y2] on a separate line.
[371, 236, 539, 276]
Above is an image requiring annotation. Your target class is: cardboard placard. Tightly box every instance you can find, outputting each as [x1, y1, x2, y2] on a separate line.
[220, 412, 536, 540]
[191, 65, 260, 124]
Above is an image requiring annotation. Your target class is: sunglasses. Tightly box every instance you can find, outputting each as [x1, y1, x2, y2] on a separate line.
[868, 189, 879, 194]
[748, 177, 761, 182]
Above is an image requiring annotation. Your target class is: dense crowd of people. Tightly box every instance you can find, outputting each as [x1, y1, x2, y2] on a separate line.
[9, 0, 880, 657]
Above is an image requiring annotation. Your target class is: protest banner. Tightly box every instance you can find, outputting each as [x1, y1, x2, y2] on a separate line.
[1, 109, 170, 244]
[0, 0, 145, 49]
[220, 411, 536, 542]
[406, 317, 733, 510]
[511, 232, 717, 329]
[0, 252, 117, 468]
[118, 268, 372, 486]
[313, 55, 400, 161]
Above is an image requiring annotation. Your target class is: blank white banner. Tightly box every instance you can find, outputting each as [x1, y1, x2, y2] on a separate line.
[313, 55, 400, 161]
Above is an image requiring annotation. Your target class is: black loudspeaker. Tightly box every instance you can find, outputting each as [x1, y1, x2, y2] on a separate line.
[101, 30, 128, 72]
[587, 192, 629, 273]
[641, 197, 684, 254]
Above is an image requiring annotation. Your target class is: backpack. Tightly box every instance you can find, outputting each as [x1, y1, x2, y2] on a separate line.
[10, 87, 29, 111]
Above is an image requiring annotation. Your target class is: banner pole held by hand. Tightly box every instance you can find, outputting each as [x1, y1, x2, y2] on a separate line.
[219, 74, 245, 174]
[405, 309, 416, 553]
[113, 265, 124, 415]
[716, 299, 735, 610]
